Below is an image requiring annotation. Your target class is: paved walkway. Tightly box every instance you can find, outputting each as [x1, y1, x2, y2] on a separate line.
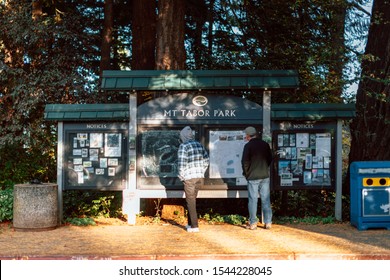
[1, 222, 390, 260]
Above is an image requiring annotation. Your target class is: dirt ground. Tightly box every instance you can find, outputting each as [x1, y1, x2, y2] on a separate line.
[1, 216, 390, 260]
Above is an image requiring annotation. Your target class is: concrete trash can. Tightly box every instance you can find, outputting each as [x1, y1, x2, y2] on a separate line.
[13, 183, 58, 231]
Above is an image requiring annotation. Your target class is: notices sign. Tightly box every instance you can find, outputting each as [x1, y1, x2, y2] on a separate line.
[209, 130, 246, 180]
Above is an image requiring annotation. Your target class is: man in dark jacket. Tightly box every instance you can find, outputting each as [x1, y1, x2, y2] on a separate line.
[241, 126, 273, 230]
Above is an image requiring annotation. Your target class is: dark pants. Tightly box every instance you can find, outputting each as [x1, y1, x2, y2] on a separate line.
[183, 178, 203, 228]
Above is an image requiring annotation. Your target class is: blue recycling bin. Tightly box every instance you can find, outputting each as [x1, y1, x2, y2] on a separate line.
[350, 161, 390, 230]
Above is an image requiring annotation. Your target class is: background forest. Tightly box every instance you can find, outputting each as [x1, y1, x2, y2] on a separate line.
[0, 0, 389, 221]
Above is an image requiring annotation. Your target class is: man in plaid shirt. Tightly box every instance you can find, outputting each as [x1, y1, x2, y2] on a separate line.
[178, 126, 209, 232]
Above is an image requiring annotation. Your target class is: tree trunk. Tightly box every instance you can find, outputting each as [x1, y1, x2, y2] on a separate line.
[100, 0, 113, 76]
[131, 0, 157, 70]
[156, 0, 186, 70]
[327, 0, 347, 102]
[207, 0, 214, 61]
[349, 0, 390, 162]
[32, 0, 43, 20]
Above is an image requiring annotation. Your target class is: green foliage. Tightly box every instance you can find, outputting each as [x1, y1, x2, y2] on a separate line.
[0, 186, 13, 222]
[65, 217, 96, 226]
[0, 143, 56, 185]
[200, 210, 336, 226]
[222, 214, 248, 225]
[272, 190, 337, 218]
[63, 191, 123, 220]
[201, 212, 247, 225]
[275, 216, 336, 225]
[0, 1, 101, 149]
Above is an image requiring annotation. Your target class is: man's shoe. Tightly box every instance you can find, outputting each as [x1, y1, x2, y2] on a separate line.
[264, 223, 272, 230]
[187, 227, 199, 233]
[245, 223, 257, 230]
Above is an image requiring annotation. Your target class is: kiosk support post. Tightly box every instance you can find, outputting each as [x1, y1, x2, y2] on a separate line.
[263, 90, 271, 142]
[57, 121, 64, 224]
[262, 90, 271, 224]
[335, 119, 343, 221]
[123, 92, 139, 225]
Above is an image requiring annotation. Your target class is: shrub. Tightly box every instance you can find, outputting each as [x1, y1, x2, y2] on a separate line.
[201, 212, 247, 225]
[65, 217, 96, 226]
[0, 186, 13, 222]
[62, 190, 123, 220]
[0, 144, 56, 185]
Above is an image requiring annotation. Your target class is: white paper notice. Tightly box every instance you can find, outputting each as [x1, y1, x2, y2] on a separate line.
[209, 130, 246, 178]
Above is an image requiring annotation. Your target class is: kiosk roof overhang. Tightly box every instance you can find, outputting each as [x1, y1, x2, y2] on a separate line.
[44, 103, 129, 121]
[101, 70, 299, 91]
[272, 103, 356, 120]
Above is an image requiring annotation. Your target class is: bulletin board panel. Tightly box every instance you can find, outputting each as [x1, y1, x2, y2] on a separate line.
[205, 125, 260, 188]
[271, 122, 336, 190]
[63, 123, 128, 190]
[137, 126, 183, 190]
[137, 125, 260, 190]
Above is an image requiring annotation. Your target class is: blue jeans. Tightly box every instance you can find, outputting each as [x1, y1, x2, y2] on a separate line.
[247, 178, 272, 225]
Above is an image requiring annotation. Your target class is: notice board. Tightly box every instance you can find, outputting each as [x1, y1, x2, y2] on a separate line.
[208, 129, 247, 185]
[272, 121, 336, 190]
[63, 123, 128, 190]
[137, 125, 254, 190]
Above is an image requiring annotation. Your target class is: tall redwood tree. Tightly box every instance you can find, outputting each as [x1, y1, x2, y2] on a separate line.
[349, 0, 390, 162]
[155, 0, 186, 70]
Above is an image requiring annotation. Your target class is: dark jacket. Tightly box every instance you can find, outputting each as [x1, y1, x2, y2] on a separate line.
[241, 137, 272, 180]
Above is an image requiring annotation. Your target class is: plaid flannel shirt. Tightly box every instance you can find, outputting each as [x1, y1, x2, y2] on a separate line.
[178, 140, 209, 181]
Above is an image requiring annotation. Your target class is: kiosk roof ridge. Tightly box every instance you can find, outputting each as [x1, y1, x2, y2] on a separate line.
[101, 69, 299, 91]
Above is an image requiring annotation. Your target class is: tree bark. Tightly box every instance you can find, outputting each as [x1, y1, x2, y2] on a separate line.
[100, 0, 113, 76]
[131, 0, 157, 70]
[156, 0, 186, 70]
[207, 0, 214, 61]
[349, 0, 390, 162]
[32, 0, 43, 20]
[327, 1, 347, 102]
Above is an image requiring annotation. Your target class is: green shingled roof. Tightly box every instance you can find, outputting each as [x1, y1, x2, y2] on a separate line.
[44, 104, 129, 121]
[101, 70, 299, 91]
[271, 103, 355, 120]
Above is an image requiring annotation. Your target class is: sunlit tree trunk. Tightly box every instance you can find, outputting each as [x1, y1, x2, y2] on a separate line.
[131, 0, 157, 105]
[155, 0, 186, 70]
[32, 0, 43, 19]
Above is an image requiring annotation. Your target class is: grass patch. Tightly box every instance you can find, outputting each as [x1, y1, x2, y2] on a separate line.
[275, 216, 336, 225]
[65, 217, 96, 226]
[201, 213, 247, 225]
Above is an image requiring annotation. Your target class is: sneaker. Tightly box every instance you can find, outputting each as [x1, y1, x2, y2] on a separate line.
[245, 223, 257, 230]
[264, 223, 272, 230]
[185, 225, 191, 229]
[186, 227, 199, 233]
